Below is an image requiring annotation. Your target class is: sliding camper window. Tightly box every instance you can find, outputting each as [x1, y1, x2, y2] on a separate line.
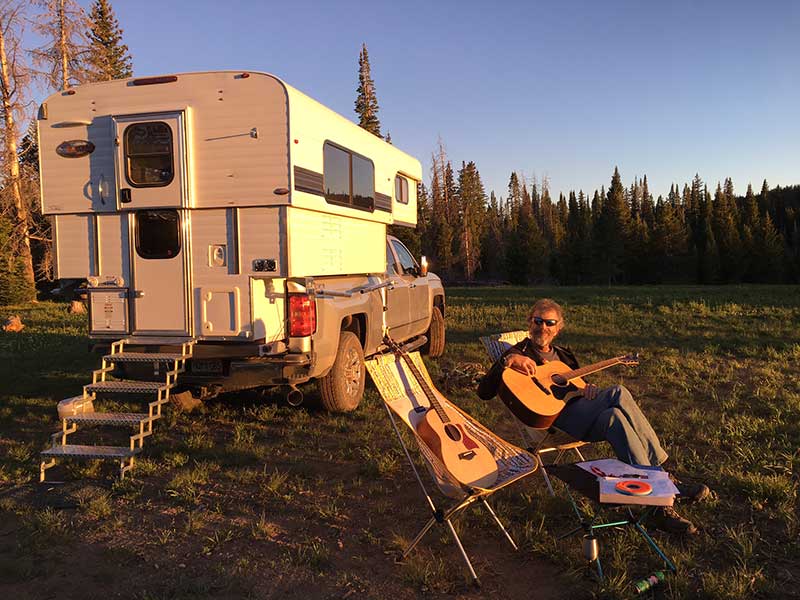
[124, 122, 174, 187]
[323, 142, 374, 211]
[395, 175, 409, 204]
[135, 210, 181, 259]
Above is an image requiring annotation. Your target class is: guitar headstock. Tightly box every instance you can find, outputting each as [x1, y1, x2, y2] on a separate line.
[618, 353, 640, 366]
[383, 335, 403, 355]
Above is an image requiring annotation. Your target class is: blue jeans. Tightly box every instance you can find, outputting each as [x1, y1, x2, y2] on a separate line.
[554, 385, 668, 466]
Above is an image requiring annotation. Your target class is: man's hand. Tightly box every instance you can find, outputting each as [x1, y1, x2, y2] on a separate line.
[504, 354, 537, 376]
[583, 383, 599, 400]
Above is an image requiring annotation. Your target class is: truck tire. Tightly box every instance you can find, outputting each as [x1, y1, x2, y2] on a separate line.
[422, 305, 445, 357]
[317, 331, 365, 412]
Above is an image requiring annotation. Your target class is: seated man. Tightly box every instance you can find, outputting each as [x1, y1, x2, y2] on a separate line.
[478, 298, 709, 535]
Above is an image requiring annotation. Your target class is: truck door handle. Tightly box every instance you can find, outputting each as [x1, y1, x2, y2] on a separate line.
[133, 290, 145, 298]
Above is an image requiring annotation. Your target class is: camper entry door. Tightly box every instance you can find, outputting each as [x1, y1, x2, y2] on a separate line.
[114, 112, 190, 335]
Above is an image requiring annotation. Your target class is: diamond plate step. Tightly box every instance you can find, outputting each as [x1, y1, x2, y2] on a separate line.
[41, 444, 142, 459]
[66, 412, 150, 426]
[85, 380, 165, 394]
[104, 352, 187, 363]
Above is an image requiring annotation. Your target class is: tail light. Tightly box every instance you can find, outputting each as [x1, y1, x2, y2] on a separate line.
[288, 294, 316, 337]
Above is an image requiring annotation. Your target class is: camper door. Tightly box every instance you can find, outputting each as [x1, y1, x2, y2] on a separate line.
[115, 113, 190, 335]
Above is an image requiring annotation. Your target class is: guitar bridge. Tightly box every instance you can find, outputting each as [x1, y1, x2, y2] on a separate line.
[458, 450, 476, 460]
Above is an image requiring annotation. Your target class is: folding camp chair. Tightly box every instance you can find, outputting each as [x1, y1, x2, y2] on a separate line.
[365, 349, 538, 585]
[479, 330, 590, 495]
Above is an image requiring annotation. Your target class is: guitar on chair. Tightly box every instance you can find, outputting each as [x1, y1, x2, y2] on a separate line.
[498, 354, 640, 429]
[384, 336, 499, 489]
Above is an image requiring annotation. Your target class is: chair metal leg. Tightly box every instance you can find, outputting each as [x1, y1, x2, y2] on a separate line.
[539, 460, 557, 496]
[445, 518, 480, 586]
[481, 498, 518, 551]
[403, 516, 438, 559]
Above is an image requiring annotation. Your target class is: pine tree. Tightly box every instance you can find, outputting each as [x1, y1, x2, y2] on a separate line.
[712, 181, 742, 281]
[594, 167, 630, 284]
[354, 43, 381, 137]
[480, 191, 505, 280]
[86, 0, 132, 81]
[455, 161, 486, 281]
[0, 1, 37, 301]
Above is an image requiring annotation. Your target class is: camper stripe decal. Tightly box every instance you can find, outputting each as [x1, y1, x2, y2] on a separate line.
[374, 192, 391, 212]
[294, 166, 324, 196]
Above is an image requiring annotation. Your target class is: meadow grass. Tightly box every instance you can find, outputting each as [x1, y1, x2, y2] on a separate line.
[0, 287, 798, 599]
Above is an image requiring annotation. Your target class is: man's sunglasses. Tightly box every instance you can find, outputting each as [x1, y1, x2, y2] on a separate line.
[531, 316, 559, 327]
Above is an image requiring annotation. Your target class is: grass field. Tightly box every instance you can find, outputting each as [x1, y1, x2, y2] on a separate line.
[1, 286, 798, 599]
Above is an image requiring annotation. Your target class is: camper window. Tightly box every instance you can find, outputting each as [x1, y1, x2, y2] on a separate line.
[323, 142, 374, 211]
[124, 122, 174, 187]
[135, 210, 181, 259]
[395, 175, 409, 204]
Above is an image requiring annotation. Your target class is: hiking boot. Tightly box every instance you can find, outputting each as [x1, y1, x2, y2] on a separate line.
[651, 506, 698, 536]
[670, 475, 711, 503]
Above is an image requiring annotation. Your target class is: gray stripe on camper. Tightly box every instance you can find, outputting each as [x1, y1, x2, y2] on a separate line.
[374, 192, 391, 212]
[294, 166, 324, 196]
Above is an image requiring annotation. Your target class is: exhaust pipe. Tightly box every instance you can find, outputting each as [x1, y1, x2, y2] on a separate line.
[286, 384, 303, 407]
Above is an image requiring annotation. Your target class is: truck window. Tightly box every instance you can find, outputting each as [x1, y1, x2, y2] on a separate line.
[323, 142, 374, 211]
[135, 210, 181, 259]
[391, 240, 417, 274]
[124, 122, 174, 187]
[395, 175, 409, 204]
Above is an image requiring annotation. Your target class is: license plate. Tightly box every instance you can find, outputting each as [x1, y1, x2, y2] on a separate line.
[191, 359, 223, 374]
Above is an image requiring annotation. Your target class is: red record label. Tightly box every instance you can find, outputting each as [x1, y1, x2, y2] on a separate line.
[615, 480, 653, 496]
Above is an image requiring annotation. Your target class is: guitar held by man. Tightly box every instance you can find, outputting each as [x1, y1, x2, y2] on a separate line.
[499, 354, 640, 429]
[384, 336, 499, 489]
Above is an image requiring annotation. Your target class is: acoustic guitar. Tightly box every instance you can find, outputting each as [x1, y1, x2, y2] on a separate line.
[384, 337, 499, 489]
[498, 354, 639, 429]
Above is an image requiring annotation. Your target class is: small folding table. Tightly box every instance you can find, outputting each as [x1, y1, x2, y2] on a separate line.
[547, 460, 678, 589]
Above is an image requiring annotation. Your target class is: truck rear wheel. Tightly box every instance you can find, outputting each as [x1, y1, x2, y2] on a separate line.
[317, 331, 365, 412]
[422, 305, 445, 357]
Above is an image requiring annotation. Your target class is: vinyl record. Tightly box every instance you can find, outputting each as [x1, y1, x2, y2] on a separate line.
[615, 480, 653, 496]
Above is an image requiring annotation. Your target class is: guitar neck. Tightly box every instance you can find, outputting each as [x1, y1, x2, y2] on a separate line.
[394, 350, 450, 423]
[563, 357, 627, 381]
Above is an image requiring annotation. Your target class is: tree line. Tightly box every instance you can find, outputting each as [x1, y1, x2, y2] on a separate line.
[1, 0, 131, 304]
[394, 162, 800, 285]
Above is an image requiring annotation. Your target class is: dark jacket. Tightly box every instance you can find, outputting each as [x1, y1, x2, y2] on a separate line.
[477, 337, 579, 400]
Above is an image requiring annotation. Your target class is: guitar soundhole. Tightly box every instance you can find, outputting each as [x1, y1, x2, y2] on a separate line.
[444, 424, 462, 442]
[551, 373, 567, 386]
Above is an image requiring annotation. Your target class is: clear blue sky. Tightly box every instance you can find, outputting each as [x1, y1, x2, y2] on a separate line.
[45, 0, 800, 199]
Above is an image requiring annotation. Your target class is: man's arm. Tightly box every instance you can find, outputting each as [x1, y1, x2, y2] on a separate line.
[477, 343, 536, 400]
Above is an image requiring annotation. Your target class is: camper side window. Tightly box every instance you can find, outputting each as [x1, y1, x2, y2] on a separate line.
[124, 122, 174, 187]
[323, 142, 374, 211]
[395, 175, 409, 204]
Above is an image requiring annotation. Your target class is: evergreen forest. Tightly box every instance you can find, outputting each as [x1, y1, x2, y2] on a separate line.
[392, 164, 800, 286]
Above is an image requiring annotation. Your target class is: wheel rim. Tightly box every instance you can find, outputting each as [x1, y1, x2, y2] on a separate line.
[342, 347, 362, 397]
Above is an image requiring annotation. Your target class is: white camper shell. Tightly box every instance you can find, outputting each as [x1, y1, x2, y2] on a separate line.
[38, 71, 445, 410]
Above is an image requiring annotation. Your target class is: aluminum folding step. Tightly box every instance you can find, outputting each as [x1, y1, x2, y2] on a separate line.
[85, 380, 165, 394]
[104, 352, 187, 363]
[40, 444, 142, 460]
[65, 412, 150, 427]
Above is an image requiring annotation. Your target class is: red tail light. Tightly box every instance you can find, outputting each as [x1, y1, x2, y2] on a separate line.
[288, 295, 316, 337]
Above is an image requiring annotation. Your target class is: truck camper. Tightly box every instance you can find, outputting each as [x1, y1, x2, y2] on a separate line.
[37, 71, 445, 479]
